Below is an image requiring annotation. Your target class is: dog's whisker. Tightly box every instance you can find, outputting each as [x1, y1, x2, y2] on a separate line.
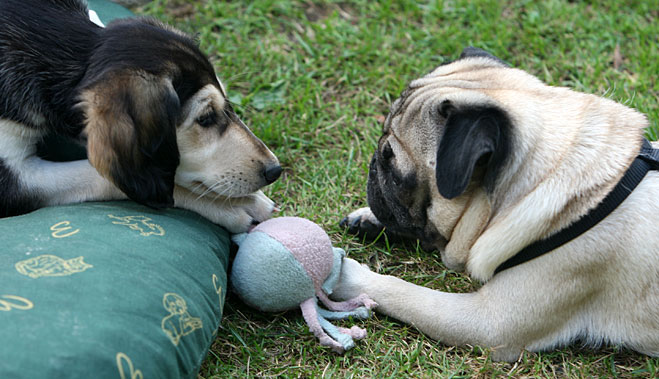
[203, 181, 227, 200]
[194, 180, 222, 201]
[212, 185, 233, 204]
[197, 182, 216, 199]
[190, 181, 206, 193]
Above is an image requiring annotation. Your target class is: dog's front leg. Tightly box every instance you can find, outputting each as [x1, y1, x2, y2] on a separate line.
[332, 257, 592, 361]
[1, 120, 126, 214]
[332, 258, 503, 351]
[21, 158, 125, 205]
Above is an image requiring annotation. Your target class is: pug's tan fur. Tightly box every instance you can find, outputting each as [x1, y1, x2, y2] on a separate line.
[336, 49, 659, 361]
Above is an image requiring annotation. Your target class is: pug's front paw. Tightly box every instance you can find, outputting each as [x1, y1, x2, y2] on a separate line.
[340, 207, 385, 238]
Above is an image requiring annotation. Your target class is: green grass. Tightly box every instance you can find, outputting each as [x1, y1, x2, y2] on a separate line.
[139, 0, 659, 377]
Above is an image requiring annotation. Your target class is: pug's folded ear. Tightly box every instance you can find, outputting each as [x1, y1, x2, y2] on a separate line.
[435, 103, 511, 199]
[79, 70, 180, 208]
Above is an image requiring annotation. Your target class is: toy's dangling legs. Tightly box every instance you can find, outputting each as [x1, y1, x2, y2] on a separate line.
[300, 296, 374, 354]
[317, 305, 370, 320]
[316, 315, 360, 351]
[316, 307, 368, 341]
[316, 290, 377, 312]
[300, 298, 347, 353]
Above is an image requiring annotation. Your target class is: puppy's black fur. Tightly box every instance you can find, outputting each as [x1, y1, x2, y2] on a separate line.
[0, 0, 220, 214]
[0, 160, 40, 217]
[0, 0, 93, 134]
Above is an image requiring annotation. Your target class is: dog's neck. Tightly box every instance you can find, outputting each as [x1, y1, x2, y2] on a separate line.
[465, 89, 648, 282]
[495, 138, 659, 274]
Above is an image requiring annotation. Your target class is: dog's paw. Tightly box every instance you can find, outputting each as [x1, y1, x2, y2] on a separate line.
[340, 207, 385, 237]
[216, 191, 276, 233]
[242, 190, 276, 224]
[332, 257, 374, 301]
[173, 187, 276, 233]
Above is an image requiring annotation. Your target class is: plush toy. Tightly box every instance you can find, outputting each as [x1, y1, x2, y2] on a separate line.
[231, 217, 377, 353]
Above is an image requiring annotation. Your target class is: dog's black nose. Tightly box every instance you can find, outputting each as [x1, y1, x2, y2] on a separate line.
[263, 164, 282, 184]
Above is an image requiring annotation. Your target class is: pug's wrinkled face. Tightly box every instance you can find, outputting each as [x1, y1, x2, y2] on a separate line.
[367, 88, 453, 251]
[367, 48, 518, 253]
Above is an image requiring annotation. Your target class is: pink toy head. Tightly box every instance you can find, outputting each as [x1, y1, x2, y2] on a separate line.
[252, 216, 333, 291]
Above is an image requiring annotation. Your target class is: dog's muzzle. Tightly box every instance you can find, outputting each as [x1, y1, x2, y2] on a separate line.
[367, 154, 444, 250]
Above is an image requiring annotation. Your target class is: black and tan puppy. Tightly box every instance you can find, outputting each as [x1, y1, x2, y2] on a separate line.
[0, 0, 281, 232]
[336, 48, 659, 360]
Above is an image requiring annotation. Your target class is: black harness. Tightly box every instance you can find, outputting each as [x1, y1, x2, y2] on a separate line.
[494, 139, 659, 275]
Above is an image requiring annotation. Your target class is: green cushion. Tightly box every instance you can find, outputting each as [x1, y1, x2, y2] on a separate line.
[87, 0, 135, 24]
[0, 202, 229, 378]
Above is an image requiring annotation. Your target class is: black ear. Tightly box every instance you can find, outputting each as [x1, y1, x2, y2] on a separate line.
[435, 104, 511, 199]
[81, 71, 180, 208]
[459, 46, 510, 67]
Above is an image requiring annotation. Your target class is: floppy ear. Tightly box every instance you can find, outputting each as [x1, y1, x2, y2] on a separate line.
[435, 103, 511, 199]
[80, 71, 181, 208]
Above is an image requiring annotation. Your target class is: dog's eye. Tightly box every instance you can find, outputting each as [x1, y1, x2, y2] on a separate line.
[196, 111, 217, 128]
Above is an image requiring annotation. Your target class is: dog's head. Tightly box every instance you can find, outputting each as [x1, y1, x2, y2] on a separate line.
[78, 18, 280, 208]
[368, 48, 515, 250]
[368, 47, 647, 277]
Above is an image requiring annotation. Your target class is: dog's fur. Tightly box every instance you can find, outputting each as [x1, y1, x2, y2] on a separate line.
[336, 47, 659, 360]
[0, 0, 281, 232]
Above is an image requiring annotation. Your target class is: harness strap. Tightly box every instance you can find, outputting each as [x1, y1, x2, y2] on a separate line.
[494, 139, 659, 275]
[639, 139, 659, 169]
